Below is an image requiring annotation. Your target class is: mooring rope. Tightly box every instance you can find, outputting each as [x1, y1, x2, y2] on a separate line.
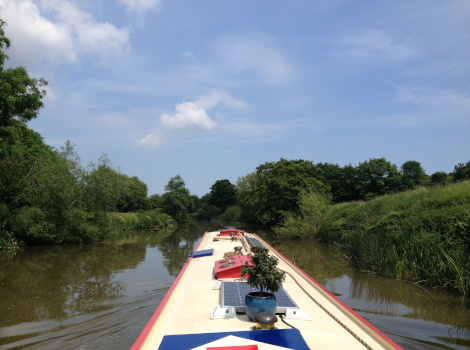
[279, 268, 374, 350]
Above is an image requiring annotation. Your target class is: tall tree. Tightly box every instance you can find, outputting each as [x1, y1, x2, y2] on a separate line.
[239, 159, 326, 227]
[209, 179, 237, 214]
[354, 158, 401, 200]
[0, 20, 47, 128]
[161, 175, 192, 224]
[400, 160, 427, 190]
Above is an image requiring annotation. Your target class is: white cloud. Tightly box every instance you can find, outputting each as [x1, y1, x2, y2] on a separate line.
[0, 0, 77, 66]
[161, 101, 216, 130]
[334, 30, 416, 64]
[0, 0, 129, 67]
[119, 0, 161, 14]
[137, 90, 247, 148]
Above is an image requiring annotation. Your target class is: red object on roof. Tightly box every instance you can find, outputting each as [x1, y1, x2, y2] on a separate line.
[214, 255, 253, 279]
[218, 228, 245, 237]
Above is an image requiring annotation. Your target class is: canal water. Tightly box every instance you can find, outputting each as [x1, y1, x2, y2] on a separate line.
[0, 222, 469, 349]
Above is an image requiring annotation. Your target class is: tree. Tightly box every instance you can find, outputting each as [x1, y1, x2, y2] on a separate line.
[0, 20, 47, 128]
[400, 160, 427, 190]
[209, 179, 237, 214]
[430, 171, 448, 186]
[116, 175, 148, 212]
[316, 163, 357, 203]
[453, 161, 470, 182]
[238, 159, 326, 227]
[161, 175, 192, 224]
[354, 158, 401, 200]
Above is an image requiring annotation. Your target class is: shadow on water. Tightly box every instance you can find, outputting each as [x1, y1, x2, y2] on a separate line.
[1, 222, 469, 350]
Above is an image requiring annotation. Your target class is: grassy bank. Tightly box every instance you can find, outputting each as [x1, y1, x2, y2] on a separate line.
[107, 210, 173, 232]
[281, 181, 470, 295]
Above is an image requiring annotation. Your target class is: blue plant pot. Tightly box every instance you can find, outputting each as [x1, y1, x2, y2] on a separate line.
[244, 291, 277, 321]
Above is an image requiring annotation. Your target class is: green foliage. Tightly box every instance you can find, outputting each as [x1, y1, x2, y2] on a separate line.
[454, 161, 470, 182]
[318, 181, 470, 295]
[108, 210, 173, 233]
[400, 160, 427, 190]
[355, 158, 402, 200]
[274, 190, 332, 239]
[161, 175, 192, 224]
[316, 163, 357, 203]
[237, 159, 326, 227]
[116, 175, 148, 212]
[241, 246, 286, 296]
[430, 171, 449, 186]
[209, 179, 237, 214]
[0, 20, 47, 127]
[0, 121, 53, 207]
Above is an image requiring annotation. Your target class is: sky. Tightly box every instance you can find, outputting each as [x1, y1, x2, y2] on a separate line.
[1, 0, 469, 197]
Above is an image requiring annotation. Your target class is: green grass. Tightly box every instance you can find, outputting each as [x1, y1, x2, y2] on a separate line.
[299, 181, 470, 295]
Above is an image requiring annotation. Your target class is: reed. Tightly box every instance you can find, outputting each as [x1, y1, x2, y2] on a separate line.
[314, 181, 470, 295]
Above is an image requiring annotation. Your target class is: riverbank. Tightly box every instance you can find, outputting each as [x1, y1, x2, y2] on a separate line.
[279, 181, 470, 295]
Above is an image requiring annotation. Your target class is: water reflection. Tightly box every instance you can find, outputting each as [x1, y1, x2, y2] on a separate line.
[1, 223, 469, 350]
[0, 243, 146, 327]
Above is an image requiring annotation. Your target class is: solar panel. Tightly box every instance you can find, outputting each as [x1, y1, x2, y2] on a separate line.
[221, 281, 297, 313]
[246, 237, 264, 248]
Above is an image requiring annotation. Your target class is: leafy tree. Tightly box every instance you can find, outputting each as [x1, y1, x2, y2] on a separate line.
[400, 160, 427, 190]
[84, 155, 122, 213]
[236, 172, 259, 223]
[161, 175, 192, 224]
[238, 159, 326, 227]
[316, 163, 358, 203]
[430, 171, 448, 186]
[453, 161, 470, 182]
[0, 20, 47, 128]
[354, 158, 401, 200]
[116, 175, 148, 212]
[148, 194, 162, 209]
[209, 179, 237, 214]
[0, 122, 53, 208]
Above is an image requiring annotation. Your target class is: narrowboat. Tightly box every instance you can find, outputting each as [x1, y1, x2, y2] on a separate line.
[131, 230, 404, 350]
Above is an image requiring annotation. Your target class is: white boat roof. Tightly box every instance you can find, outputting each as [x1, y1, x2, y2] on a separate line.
[132, 231, 403, 350]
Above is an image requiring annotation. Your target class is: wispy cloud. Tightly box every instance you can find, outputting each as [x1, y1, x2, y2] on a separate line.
[371, 86, 470, 126]
[333, 29, 416, 64]
[214, 33, 293, 83]
[118, 0, 162, 15]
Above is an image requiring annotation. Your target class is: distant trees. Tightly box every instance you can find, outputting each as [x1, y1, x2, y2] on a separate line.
[161, 175, 192, 224]
[453, 161, 470, 182]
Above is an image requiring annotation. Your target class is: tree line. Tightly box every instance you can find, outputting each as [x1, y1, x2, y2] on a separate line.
[1, 19, 469, 247]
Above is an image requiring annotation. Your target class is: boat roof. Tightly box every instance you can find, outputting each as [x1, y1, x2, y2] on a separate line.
[132, 231, 404, 350]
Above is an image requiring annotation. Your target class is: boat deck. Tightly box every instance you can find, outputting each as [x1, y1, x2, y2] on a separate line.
[133, 231, 403, 350]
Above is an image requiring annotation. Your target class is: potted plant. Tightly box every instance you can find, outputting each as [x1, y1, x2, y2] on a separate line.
[240, 246, 286, 321]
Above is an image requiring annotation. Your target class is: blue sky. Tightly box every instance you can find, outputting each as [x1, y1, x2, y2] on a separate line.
[1, 0, 469, 197]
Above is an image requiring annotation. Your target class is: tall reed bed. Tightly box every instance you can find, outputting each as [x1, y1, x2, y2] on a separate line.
[317, 181, 470, 295]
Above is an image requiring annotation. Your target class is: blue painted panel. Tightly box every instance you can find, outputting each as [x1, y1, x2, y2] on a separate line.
[190, 249, 214, 258]
[158, 329, 310, 350]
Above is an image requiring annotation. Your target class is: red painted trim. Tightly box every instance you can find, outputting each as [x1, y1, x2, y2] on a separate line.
[131, 232, 208, 349]
[254, 234, 405, 350]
